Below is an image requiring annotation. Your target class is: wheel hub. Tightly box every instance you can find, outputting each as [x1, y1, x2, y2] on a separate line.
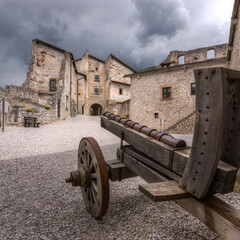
[65, 166, 91, 188]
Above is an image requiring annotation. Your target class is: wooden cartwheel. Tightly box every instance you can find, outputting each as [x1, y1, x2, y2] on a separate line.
[66, 67, 240, 240]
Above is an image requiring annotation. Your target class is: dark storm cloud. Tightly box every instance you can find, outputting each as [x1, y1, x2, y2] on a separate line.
[0, 0, 234, 88]
[133, 0, 190, 43]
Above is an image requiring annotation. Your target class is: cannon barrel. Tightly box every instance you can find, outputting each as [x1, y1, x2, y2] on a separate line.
[102, 111, 186, 148]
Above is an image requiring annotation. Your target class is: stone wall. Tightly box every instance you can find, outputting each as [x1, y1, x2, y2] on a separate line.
[168, 112, 195, 134]
[163, 44, 228, 67]
[75, 51, 134, 116]
[130, 61, 227, 131]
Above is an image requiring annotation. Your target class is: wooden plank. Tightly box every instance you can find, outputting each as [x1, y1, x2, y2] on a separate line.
[122, 145, 181, 182]
[106, 159, 137, 181]
[117, 148, 170, 183]
[119, 148, 240, 239]
[102, 116, 238, 194]
[176, 196, 240, 240]
[221, 72, 240, 169]
[102, 116, 188, 175]
[139, 181, 190, 202]
[180, 68, 228, 199]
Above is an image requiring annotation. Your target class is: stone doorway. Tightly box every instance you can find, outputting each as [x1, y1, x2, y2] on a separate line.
[90, 104, 102, 116]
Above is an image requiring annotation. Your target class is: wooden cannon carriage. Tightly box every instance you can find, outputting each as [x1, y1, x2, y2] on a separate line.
[66, 67, 240, 239]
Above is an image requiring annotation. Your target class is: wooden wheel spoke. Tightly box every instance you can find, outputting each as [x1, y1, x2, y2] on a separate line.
[89, 159, 94, 172]
[91, 180, 98, 192]
[91, 173, 97, 178]
[91, 188, 97, 203]
[86, 152, 90, 166]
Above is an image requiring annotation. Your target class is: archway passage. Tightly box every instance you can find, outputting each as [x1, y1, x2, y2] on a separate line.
[90, 104, 103, 116]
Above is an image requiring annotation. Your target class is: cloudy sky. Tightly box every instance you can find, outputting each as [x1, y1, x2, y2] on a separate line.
[0, 0, 235, 88]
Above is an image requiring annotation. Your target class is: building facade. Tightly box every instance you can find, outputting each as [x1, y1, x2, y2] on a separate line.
[125, 0, 240, 133]
[1, 39, 135, 125]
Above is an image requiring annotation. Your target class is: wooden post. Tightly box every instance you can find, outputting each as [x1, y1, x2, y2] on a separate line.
[2, 98, 4, 132]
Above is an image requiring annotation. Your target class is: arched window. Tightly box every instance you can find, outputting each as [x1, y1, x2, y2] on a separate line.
[50, 80, 56, 91]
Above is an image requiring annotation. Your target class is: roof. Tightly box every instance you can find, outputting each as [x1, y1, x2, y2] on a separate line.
[111, 80, 131, 86]
[106, 54, 136, 73]
[33, 39, 86, 78]
[227, 0, 240, 61]
[124, 57, 227, 78]
[89, 54, 105, 63]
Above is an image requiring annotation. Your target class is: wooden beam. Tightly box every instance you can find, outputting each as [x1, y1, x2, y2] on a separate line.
[176, 196, 240, 240]
[117, 148, 170, 183]
[139, 181, 190, 202]
[117, 148, 240, 239]
[180, 68, 228, 199]
[106, 159, 136, 181]
[101, 116, 238, 194]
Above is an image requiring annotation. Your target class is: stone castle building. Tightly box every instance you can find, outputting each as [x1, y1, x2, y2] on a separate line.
[126, 0, 240, 133]
[0, 39, 135, 125]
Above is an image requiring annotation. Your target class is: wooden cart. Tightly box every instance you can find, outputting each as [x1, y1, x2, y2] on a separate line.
[66, 67, 240, 240]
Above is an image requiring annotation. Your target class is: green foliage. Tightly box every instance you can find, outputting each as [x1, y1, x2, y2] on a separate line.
[45, 106, 52, 109]
[125, 114, 129, 119]
[27, 109, 34, 112]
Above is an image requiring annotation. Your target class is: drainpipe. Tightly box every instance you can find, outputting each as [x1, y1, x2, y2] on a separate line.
[70, 57, 72, 117]
[77, 76, 85, 112]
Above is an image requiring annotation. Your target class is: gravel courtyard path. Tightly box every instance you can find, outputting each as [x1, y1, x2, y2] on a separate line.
[0, 116, 239, 239]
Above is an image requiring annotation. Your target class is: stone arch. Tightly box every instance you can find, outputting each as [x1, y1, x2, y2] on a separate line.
[90, 104, 103, 116]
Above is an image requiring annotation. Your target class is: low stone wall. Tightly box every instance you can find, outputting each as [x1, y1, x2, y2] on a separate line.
[168, 113, 195, 134]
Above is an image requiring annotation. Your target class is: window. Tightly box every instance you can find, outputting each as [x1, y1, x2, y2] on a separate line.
[178, 56, 185, 64]
[94, 75, 100, 82]
[162, 87, 172, 99]
[96, 67, 98, 71]
[191, 83, 196, 95]
[154, 113, 159, 118]
[50, 80, 56, 91]
[106, 72, 109, 80]
[207, 49, 215, 59]
[119, 88, 123, 95]
[94, 88, 99, 95]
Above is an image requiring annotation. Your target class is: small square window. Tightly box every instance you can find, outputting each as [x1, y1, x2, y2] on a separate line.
[96, 67, 99, 71]
[94, 75, 100, 82]
[119, 88, 123, 95]
[162, 87, 171, 99]
[154, 113, 159, 118]
[191, 83, 196, 95]
[94, 88, 99, 95]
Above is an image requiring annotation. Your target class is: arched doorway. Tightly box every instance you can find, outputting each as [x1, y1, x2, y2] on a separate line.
[90, 104, 103, 116]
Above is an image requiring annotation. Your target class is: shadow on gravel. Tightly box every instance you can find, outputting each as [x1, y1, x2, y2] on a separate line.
[0, 144, 219, 240]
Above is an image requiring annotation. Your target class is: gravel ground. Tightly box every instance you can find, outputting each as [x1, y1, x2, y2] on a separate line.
[0, 116, 239, 240]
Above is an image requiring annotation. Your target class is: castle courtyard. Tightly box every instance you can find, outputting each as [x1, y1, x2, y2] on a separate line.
[0, 116, 239, 240]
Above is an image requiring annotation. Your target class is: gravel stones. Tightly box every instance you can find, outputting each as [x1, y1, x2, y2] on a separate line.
[0, 116, 238, 239]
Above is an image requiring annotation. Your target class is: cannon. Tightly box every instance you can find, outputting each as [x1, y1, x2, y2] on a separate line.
[66, 67, 240, 239]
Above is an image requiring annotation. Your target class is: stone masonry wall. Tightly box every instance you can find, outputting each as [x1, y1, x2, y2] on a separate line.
[168, 112, 195, 134]
[130, 61, 226, 131]
[164, 44, 228, 67]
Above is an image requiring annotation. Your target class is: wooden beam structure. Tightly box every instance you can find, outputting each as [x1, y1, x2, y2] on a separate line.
[101, 116, 238, 194]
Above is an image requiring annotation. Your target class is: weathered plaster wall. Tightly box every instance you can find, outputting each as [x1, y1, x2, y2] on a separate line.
[130, 61, 226, 130]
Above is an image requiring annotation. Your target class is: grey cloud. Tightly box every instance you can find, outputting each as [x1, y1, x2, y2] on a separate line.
[133, 0, 190, 43]
[0, 0, 234, 88]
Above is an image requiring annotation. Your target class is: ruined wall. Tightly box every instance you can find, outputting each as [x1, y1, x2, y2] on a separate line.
[130, 61, 226, 130]
[163, 44, 228, 67]
[229, 5, 240, 70]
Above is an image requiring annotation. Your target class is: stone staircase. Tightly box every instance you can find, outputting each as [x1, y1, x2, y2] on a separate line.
[162, 99, 196, 133]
